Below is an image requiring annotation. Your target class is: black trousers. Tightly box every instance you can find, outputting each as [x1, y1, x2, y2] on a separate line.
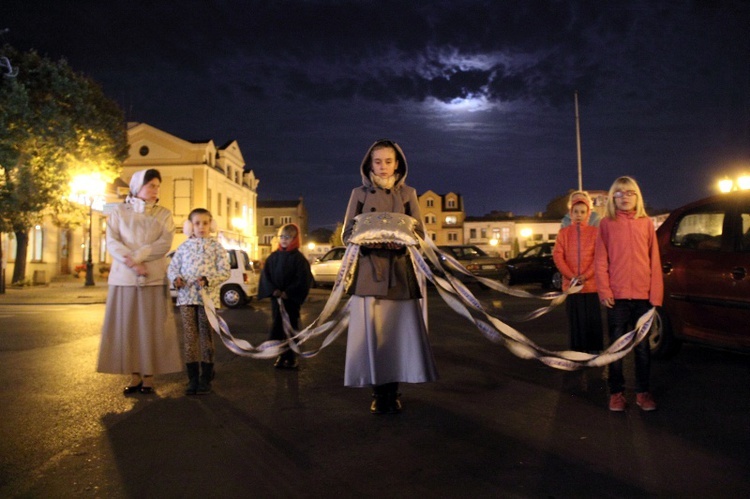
[606, 299, 652, 394]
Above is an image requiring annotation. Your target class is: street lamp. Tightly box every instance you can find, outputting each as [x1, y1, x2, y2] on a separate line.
[70, 174, 106, 287]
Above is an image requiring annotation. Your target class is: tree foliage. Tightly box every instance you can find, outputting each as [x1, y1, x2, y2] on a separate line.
[0, 45, 128, 282]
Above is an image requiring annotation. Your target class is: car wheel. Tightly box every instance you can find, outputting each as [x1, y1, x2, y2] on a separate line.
[221, 284, 246, 309]
[551, 271, 562, 291]
[648, 309, 681, 359]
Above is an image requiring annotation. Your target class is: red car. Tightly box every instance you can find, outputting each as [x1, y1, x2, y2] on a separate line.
[651, 190, 750, 357]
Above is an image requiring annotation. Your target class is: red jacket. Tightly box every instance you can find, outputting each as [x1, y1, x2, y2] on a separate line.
[594, 210, 663, 306]
[553, 222, 598, 293]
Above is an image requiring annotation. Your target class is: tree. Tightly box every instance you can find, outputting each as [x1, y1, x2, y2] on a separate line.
[0, 45, 127, 284]
[330, 222, 344, 247]
[309, 227, 334, 244]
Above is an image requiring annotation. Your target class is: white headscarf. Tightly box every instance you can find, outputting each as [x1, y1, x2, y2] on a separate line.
[126, 169, 148, 213]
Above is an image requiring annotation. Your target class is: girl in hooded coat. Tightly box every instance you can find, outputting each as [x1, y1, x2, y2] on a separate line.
[257, 223, 312, 369]
[552, 191, 603, 353]
[97, 169, 182, 394]
[342, 139, 439, 414]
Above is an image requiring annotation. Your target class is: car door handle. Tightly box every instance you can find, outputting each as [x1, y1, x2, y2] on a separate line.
[730, 267, 747, 281]
[662, 262, 673, 274]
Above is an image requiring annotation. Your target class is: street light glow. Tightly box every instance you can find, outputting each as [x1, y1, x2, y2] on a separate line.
[69, 173, 107, 287]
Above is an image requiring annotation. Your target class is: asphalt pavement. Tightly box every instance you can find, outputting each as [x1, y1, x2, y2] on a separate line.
[1, 278, 749, 498]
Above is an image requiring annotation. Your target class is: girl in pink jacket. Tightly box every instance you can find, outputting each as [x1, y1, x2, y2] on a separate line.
[595, 176, 663, 412]
[553, 191, 603, 353]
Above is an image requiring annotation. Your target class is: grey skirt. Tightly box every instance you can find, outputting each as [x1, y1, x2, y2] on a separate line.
[97, 285, 183, 375]
[344, 296, 439, 387]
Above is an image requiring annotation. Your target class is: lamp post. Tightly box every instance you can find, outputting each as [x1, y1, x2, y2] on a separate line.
[70, 174, 106, 287]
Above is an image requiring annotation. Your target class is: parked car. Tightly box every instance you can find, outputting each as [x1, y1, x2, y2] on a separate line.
[503, 242, 562, 290]
[436, 245, 508, 284]
[651, 190, 750, 358]
[168, 248, 258, 308]
[310, 246, 347, 287]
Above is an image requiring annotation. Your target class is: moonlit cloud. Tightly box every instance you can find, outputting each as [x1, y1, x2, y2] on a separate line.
[4, 0, 749, 228]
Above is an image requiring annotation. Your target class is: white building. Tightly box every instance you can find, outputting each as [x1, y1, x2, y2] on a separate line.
[124, 122, 260, 257]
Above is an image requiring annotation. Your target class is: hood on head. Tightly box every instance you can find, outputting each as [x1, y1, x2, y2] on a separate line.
[568, 190, 593, 224]
[359, 139, 408, 188]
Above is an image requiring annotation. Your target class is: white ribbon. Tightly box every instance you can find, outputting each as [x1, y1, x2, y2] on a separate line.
[201, 225, 656, 371]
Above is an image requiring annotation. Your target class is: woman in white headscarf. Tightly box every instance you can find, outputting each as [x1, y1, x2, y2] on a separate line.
[97, 169, 182, 394]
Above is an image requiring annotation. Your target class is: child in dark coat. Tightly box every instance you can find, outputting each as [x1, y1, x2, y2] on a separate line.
[257, 223, 312, 369]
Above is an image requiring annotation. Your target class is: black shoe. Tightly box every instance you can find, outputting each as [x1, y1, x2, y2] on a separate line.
[139, 386, 155, 394]
[123, 381, 142, 394]
[370, 396, 388, 415]
[274, 355, 299, 370]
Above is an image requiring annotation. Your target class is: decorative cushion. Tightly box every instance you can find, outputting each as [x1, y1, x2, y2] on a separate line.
[349, 212, 419, 246]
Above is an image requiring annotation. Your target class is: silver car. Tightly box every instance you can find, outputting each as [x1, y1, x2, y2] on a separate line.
[310, 246, 347, 287]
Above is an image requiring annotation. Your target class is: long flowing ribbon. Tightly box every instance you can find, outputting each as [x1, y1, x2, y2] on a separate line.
[201, 229, 656, 371]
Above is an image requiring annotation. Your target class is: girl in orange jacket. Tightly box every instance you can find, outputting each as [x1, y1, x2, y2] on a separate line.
[595, 176, 663, 412]
[553, 191, 603, 353]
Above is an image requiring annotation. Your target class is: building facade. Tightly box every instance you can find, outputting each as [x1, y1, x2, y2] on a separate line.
[123, 122, 260, 257]
[418, 190, 465, 245]
[1, 122, 260, 287]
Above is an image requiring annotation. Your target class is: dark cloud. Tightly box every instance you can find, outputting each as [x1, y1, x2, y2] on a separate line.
[3, 0, 749, 227]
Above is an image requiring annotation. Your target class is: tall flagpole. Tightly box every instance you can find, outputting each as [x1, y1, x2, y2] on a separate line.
[574, 91, 583, 191]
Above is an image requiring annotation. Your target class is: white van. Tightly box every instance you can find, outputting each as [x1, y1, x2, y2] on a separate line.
[168, 248, 258, 308]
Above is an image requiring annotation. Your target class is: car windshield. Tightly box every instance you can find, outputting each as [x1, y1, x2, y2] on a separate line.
[443, 246, 487, 259]
[322, 249, 344, 262]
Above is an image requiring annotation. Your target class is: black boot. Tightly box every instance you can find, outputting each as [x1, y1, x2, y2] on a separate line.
[197, 362, 214, 394]
[274, 350, 299, 370]
[384, 382, 402, 414]
[370, 384, 388, 414]
[185, 362, 200, 395]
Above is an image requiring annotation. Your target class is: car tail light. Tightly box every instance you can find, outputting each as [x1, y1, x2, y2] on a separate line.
[466, 264, 479, 271]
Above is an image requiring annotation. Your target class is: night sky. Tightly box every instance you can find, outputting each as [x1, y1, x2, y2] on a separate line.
[3, 1, 749, 229]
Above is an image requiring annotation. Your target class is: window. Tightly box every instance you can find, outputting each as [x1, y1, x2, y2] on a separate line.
[207, 188, 212, 212]
[492, 228, 500, 241]
[426, 198, 434, 208]
[281, 216, 292, 225]
[262, 234, 275, 245]
[480, 228, 487, 239]
[427, 232, 436, 241]
[217, 193, 222, 216]
[672, 209, 724, 250]
[469, 228, 477, 239]
[445, 216, 457, 225]
[548, 233, 557, 241]
[446, 198, 456, 209]
[501, 227, 510, 243]
[425, 214, 436, 224]
[31, 225, 43, 261]
[173, 179, 192, 218]
[139, 145, 149, 156]
[263, 217, 275, 226]
[448, 232, 458, 242]
[227, 198, 232, 219]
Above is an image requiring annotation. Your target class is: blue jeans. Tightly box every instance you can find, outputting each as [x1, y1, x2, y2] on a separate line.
[607, 299, 652, 394]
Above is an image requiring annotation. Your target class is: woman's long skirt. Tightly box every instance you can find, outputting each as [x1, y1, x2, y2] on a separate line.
[97, 285, 183, 375]
[344, 296, 439, 387]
